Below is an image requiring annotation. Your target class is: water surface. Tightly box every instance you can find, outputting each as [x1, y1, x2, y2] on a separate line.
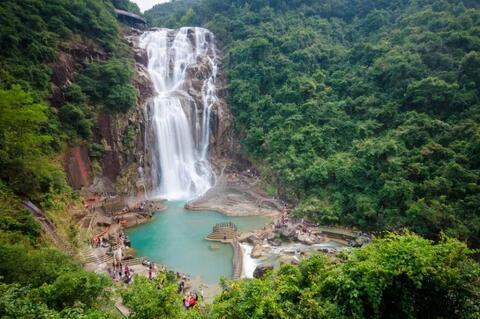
[126, 201, 269, 284]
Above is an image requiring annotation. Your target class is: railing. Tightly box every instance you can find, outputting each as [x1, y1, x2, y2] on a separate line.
[213, 222, 237, 232]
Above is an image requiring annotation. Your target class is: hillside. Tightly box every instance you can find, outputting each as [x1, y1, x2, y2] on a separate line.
[147, 0, 480, 247]
[0, 0, 141, 316]
[0, 0, 478, 318]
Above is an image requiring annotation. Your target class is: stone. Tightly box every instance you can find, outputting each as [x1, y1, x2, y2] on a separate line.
[251, 244, 263, 258]
[279, 226, 296, 239]
[253, 264, 273, 278]
[238, 232, 257, 244]
[208, 244, 220, 251]
[297, 231, 317, 245]
[269, 238, 282, 247]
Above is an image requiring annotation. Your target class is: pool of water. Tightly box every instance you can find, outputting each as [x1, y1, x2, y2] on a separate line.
[126, 201, 270, 284]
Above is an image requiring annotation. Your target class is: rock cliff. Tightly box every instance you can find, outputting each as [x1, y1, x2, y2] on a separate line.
[62, 26, 235, 197]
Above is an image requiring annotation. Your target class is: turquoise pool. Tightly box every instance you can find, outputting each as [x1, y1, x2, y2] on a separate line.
[126, 201, 269, 284]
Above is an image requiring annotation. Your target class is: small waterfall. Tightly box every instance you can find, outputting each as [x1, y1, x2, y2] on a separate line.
[140, 27, 218, 200]
[240, 243, 259, 278]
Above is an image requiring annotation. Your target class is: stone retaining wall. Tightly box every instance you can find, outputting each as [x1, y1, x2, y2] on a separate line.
[231, 240, 243, 279]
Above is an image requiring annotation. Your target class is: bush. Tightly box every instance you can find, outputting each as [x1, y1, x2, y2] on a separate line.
[78, 59, 137, 113]
[58, 103, 92, 139]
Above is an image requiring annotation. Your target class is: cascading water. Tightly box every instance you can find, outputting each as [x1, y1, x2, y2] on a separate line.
[140, 27, 218, 200]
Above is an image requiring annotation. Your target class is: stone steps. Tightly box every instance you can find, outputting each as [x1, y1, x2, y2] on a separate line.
[122, 257, 147, 267]
[206, 230, 236, 240]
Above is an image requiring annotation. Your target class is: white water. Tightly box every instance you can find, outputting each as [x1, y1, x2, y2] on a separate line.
[240, 243, 261, 278]
[140, 28, 218, 200]
[240, 241, 346, 278]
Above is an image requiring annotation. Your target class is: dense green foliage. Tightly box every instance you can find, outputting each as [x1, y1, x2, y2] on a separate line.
[0, 0, 137, 199]
[78, 58, 137, 113]
[0, 245, 112, 318]
[121, 273, 184, 319]
[0, 0, 119, 97]
[0, 185, 113, 317]
[111, 234, 480, 318]
[207, 234, 480, 319]
[0, 1, 479, 318]
[145, 0, 198, 27]
[0, 86, 66, 197]
[148, 0, 480, 245]
[0, 1, 140, 317]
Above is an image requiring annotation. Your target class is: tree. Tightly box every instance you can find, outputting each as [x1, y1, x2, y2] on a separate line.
[121, 274, 184, 319]
[0, 86, 64, 196]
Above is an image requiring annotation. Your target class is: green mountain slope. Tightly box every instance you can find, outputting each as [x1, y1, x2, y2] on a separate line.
[0, 1, 140, 317]
[147, 0, 480, 246]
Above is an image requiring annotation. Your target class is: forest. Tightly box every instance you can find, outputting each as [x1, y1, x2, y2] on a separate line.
[148, 0, 480, 247]
[0, 0, 478, 318]
[0, 0, 139, 317]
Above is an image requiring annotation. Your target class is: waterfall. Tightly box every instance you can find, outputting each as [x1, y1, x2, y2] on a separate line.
[140, 27, 217, 200]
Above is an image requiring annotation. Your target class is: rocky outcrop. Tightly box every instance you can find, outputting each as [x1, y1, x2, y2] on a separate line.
[50, 39, 107, 107]
[183, 51, 233, 166]
[253, 264, 273, 278]
[186, 172, 282, 217]
[58, 27, 154, 198]
[251, 244, 264, 258]
[65, 146, 92, 189]
[63, 26, 235, 198]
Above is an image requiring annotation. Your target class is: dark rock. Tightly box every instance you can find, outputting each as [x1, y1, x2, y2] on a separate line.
[253, 264, 274, 278]
[270, 239, 282, 247]
[279, 226, 296, 239]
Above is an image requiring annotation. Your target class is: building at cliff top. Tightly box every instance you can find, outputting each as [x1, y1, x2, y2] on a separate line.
[115, 9, 147, 29]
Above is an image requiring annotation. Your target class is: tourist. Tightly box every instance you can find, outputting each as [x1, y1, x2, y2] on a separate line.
[188, 294, 196, 308]
[178, 280, 185, 293]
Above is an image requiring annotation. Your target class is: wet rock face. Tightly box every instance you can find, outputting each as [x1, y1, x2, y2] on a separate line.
[182, 53, 233, 166]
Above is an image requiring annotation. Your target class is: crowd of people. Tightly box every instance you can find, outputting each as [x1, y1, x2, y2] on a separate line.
[175, 272, 205, 309]
[108, 261, 133, 283]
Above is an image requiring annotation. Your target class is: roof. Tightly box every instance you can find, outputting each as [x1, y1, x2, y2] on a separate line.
[114, 9, 147, 24]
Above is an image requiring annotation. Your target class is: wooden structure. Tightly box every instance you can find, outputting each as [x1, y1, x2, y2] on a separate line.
[114, 9, 147, 29]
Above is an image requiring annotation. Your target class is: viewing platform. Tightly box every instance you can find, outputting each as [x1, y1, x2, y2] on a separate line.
[205, 222, 238, 242]
[205, 222, 243, 279]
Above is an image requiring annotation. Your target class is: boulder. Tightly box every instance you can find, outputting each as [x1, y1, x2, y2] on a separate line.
[251, 244, 264, 258]
[279, 226, 296, 239]
[238, 232, 258, 244]
[297, 231, 317, 245]
[269, 238, 282, 247]
[253, 264, 273, 278]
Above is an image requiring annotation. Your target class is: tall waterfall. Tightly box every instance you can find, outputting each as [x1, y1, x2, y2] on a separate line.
[140, 27, 217, 200]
